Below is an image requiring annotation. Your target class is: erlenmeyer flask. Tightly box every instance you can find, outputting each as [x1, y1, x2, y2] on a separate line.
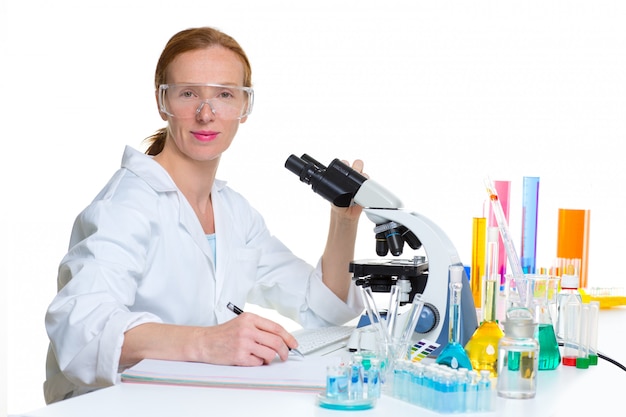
[520, 274, 561, 370]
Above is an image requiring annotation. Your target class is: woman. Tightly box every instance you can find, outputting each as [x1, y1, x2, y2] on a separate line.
[44, 27, 365, 404]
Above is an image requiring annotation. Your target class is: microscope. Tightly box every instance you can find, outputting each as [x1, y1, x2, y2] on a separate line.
[285, 154, 478, 355]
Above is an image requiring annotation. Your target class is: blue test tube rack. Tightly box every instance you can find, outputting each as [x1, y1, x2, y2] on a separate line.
[389, 360, 495, 414]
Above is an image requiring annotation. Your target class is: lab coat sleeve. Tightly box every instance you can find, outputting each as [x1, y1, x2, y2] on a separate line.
[45, 198, 162, 390]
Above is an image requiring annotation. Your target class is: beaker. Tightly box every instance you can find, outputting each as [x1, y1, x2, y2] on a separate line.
[506, 274, 561, 370]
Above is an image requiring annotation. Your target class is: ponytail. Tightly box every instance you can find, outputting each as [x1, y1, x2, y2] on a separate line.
[144, 128, 167, 156]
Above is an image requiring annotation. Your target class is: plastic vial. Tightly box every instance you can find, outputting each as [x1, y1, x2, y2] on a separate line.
[497, 308, 539, 399]
[587, 301, 600, 365]
[556, 264, 582, 340]
[561, 284, 583, 367]
[576, 303, 591, 369]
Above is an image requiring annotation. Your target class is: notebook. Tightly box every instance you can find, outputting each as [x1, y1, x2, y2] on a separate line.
[121, 355, 341, 392]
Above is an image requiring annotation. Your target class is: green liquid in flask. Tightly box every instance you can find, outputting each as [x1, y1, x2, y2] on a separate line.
[537, 324, 560, 370]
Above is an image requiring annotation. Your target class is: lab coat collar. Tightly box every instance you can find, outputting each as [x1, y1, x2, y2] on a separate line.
[121, 145, 228, 192]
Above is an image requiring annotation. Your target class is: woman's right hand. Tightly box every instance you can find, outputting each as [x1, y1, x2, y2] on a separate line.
[120, 313, 299, 369]
[193, 312, 299, 366]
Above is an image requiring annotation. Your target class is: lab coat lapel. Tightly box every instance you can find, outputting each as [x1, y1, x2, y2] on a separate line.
[124, 145, 216, 274]
[210, 181, 228, 299]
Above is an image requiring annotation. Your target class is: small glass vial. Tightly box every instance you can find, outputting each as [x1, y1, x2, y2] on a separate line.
[497, 308, 539, 399]
[326, 364, 349, 399]
[366, 358, 381, 399]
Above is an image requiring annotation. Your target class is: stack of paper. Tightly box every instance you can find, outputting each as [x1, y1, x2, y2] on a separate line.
[121, 356, 341, 392]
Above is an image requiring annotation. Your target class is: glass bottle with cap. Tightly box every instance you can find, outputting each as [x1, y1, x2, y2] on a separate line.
[496, 308, 539, 399]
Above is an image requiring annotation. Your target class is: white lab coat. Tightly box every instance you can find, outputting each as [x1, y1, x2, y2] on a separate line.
[44, 145, 364, 404]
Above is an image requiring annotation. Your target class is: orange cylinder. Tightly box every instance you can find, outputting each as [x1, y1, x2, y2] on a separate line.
[556, 209, 591, 289]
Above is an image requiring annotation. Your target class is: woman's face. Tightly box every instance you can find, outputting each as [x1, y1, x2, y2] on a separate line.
[159, 46, 248, 163]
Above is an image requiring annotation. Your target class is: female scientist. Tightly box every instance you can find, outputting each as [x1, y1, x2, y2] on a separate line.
[44, 26, 365, 404]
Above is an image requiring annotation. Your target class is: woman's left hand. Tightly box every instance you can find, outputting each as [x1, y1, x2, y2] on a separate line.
[330, 159, 366, 221]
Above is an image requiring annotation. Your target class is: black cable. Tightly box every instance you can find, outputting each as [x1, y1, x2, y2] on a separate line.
[598, 351, 626, 372]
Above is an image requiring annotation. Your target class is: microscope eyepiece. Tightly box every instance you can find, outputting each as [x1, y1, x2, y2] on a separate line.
[285, 154, 367, 207]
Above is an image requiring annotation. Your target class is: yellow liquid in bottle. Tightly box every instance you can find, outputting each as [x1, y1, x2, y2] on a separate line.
[465, 321, 504, 377]
[465, 280, 504, 377]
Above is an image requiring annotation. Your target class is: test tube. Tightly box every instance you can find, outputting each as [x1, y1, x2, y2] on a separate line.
[396, 294, 425, 361]
[587, 301, 600, 366]
[471, 217, 487, 309]
[521, 176, 540, 274]
[386, 284, 402, 341]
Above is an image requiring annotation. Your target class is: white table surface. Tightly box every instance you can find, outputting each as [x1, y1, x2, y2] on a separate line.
[14, 308, 626, 417]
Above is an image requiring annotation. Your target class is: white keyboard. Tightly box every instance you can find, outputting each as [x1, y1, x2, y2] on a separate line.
[292, 325, 355, 355]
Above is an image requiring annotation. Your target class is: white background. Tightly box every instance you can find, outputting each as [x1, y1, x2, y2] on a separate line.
[1, 1, 625, 415]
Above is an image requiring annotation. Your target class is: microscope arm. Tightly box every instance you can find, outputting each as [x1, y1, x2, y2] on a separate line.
[352, 178, 404, 210]
[364, 208, 467, 345]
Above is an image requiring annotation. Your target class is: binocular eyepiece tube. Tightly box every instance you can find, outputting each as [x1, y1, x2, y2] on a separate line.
[285, 154, 367, 208]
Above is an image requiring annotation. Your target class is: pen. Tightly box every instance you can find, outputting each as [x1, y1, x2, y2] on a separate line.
[226, 302, 305, 358]
[227, 302, 244, 315]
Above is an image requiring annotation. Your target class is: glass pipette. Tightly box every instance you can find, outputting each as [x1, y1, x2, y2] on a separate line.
[484, 177, 526, 304]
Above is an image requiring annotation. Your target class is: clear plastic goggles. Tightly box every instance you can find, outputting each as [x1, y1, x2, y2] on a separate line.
[158, 83, 254, 120]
